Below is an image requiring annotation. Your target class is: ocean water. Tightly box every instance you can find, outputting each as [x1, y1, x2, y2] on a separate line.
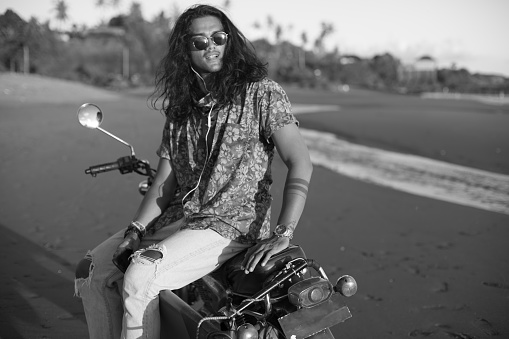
[300, 128, 509, 215]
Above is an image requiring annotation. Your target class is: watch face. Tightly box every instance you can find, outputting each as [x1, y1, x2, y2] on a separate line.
[275, 224, 287, 235]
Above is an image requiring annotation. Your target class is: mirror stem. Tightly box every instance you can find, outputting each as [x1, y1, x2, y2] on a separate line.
[97, 127, 136, 157]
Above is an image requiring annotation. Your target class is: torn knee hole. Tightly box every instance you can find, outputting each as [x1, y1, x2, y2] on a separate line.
[141, 249, 163, 260]
[76, 258, 93, 279]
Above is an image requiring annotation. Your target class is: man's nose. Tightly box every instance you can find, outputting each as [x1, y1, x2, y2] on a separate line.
[206, 37, 216, 49]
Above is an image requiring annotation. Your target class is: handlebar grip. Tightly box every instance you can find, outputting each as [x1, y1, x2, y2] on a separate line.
[85, 161, 120, 176]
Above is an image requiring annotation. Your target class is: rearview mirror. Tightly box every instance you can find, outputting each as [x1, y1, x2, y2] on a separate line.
[76, 103, 135, 157]
[77, 103, 103, 129]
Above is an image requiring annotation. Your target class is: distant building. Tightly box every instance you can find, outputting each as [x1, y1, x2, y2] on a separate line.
[414, 55, 437, 72]
[398, 55, 438, 90]
[339, 55, 362, 65]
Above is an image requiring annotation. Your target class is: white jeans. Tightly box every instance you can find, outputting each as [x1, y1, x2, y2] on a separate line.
[75, 218, 250, 339]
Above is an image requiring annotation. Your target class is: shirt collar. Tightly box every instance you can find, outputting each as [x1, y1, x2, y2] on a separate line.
[191, 67, 216, 111]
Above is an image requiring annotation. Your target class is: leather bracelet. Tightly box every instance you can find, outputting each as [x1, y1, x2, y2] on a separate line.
[130, 220, 146, 237]
[124, 226, 143, 239]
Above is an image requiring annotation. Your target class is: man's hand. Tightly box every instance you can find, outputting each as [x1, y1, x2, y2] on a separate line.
[112, 232, 141, 273]
[241, 236, 290, 274]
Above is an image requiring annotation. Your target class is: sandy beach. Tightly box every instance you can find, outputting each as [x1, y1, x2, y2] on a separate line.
[0, 73, 508, 338]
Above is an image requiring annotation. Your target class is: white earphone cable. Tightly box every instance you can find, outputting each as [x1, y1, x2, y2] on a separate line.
[181, 104, 215, 208]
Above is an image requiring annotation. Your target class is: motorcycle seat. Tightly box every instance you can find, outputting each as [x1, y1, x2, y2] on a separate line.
[223, 244, 307, 296]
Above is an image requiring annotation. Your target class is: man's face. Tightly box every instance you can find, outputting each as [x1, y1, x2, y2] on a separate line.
[188, 16, 226, 77]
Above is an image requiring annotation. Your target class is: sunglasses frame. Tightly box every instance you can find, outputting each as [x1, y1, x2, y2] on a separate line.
[189, 31, 229, 51]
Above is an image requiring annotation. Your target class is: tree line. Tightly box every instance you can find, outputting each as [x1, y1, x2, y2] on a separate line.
[1, 4, 508, 95]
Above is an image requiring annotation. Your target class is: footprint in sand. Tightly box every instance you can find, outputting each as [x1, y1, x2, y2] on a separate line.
[421, 304, 445, 310]
[444, 331, 476, 339]
[409, 324, 483, 339]
[431, 281, 449, 293]
[458, 230, 482, 236]
[408, 329, 435, 337]
[361, 251, 374, 257]
[403, 264, 426, 277]
[482, 281, 509, 290]
[473, 318, 500, 336]
[436, 241, 454, 250]
[363, 294, 382, 302]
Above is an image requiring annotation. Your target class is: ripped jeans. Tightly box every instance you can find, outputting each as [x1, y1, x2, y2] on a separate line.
[74, 218, 250, 339]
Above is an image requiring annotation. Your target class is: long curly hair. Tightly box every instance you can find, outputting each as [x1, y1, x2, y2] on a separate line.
[150, 4, 267, 122]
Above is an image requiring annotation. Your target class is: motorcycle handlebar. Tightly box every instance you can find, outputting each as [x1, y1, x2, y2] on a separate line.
[85, 156, 136, 177]
[85, 161, 120, 176]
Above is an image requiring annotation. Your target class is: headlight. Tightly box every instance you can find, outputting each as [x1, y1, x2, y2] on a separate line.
[288, 277, 333, 307]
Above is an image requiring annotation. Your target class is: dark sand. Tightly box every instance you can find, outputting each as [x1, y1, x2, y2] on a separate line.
[1, 73, 508, 338]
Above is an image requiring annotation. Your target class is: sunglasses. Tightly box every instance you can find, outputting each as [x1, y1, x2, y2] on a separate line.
[190, 31, 228, 51]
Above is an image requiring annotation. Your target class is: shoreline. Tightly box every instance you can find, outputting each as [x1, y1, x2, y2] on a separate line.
[421, 91, 509, 106]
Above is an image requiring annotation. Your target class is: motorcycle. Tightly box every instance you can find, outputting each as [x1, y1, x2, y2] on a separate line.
[77, 103, 357, 339]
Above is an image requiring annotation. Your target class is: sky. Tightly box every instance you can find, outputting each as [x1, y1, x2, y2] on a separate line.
[1, 0, 509, 76]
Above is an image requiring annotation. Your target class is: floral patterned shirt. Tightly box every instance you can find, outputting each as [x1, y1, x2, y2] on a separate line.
[152, 78, 297, 244]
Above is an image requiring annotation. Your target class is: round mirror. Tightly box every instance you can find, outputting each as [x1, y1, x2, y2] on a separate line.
[77, 103, 103, 129]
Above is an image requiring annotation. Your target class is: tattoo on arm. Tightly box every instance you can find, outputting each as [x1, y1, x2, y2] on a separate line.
[284, 178, 309, 198]
[285, 184, 308, 194]
[287, 178, 309, 186]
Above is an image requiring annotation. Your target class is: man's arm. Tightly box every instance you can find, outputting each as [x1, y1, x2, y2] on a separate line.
[272, 123, 313, 230]
[132, 157, 177, 231]
[241, 123, 313, 273]
[113, 158, 177, 264]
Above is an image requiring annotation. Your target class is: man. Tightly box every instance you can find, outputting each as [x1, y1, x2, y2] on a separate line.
[75, 4, 312, 339]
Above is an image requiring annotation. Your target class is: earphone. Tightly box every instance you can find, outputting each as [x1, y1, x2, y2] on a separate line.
[191, 66, 210, 92]
[182, 67, 215, 208]
[181, 104, 214, 207]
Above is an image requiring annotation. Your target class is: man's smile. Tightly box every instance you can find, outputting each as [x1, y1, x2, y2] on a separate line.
[205, 53, 220, 60]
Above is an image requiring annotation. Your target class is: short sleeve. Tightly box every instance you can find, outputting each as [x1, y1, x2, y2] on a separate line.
[156, 117, 171, 160]
[258, 80, 298, 142]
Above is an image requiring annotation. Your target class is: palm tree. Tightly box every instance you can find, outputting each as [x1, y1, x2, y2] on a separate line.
[53, 0, 68, 31]
[96, 0, 122, 23]
[266, 15, 274, 42]
[96, 0, 122, 7]
[299, 31, 308, 70]
[314, 22, 334, 56]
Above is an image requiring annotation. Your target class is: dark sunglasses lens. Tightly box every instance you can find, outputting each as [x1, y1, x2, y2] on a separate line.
[212, 32, 227, 46]
[191, 32, 227, 50]
[192, 37, 209, 50]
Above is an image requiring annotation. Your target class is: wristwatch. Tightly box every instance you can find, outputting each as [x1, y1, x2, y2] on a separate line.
[273, 223, 294, 239]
